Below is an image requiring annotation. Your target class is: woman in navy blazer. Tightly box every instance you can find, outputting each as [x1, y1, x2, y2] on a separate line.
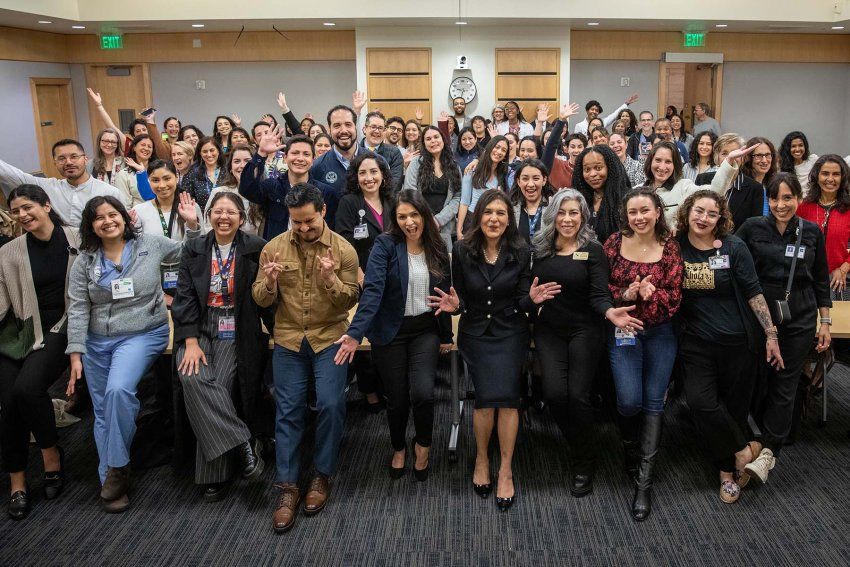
[335, 190, 451, 481]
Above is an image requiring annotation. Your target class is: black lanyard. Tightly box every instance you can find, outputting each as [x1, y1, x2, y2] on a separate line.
[527, 207, 542, 239]
[214, 242, 236, 305]
[155, 198, 177, 238]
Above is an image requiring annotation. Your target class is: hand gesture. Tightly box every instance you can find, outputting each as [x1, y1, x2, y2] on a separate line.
[276, 92, 290, 113]
[638, 275, 656, 301]
[536, 103, 552, 124]
[230, 113, 242, 127]
[403, 149, 420, 168]
[304, 113, 314, 121]
[258, 125, 285, 157]
[260, 113, 275, 125]
[261, 251, 283, 290]
[415, 107, 424, 122]
[352, 91, 367, 115]
[427, 286, 460, 315]
[66, 354, 83, 396]
[487, 123, 498, 137]
[439, 110, 450, 122]
[605, 305, 644, 333]
[177, 192, 199, 228]
[625, 93, 639, 105]
[142, 110, 156, 124]
[178, 339, 208, 376]
[128, 208, 139, 226]
[87, 87, 103, 107]
[333, 334, 360, 365]
[623, 275, 642, 302]
[529, 277, 562, 304]
[726, 143, 758, 166]
[559, 102, 581, 122]
[464, 158, 478, 175]
[317, 248, 336, 287]
[766, 337, 784, 369]
[124, 156, 144, 172]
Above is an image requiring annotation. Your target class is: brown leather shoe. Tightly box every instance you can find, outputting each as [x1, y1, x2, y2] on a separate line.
[273, 483, 300, 534]
[303, 474, 330, 516]
[100, 466, 130, 501]
[102, 493, 130, 513]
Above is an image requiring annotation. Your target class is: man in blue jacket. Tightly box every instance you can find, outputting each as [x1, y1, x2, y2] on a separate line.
[359, 111, 403, 191]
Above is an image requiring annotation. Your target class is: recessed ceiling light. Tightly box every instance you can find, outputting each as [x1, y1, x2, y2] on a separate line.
[715, 24, 728, 28]
[38, 20, 52, 24]
[832, 25, 845, 30]
[587, 22, 600, 26]
[71, 25, 86, 29]
[323, 22, 336, 26]
[192, 24, 205, 28]
[455, 21, 467, 25]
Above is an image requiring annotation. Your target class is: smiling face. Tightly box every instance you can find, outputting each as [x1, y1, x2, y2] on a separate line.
[654, 120, 672, 141]
[492, 107, 505, 122]
[229, 149, 252, 182]
[309, 124, 325, 140]
[314, 136, 332, 157]
[209, 196, 242, 240]
[395, 201, 423, 244]
[99, 132, 119, 157]
[518, 139, 538, 160]
[329, 108, 357, 151]
[289, 202, 326, 243]
[357, 158, 383, 196]
[582, 151, 608, 191]
[165, 118, 180, 138]
[619, 110, 631, 123]
[171, 146, 191, 171]
[216, 118, 232, 137]
[769, 182, 799, 222]
[818, 161, 843, 198]
[751, 143, 773, 176]
[9, 196, 52, 235]
[460, 131, 477, 152]
[591, 129, 608, 146]
[92, 202, 125, 242]
[612, 121, 626, 135]
[253, 123, 270, 145]
[639, 112, 654, 134]
[626, 195, 660, 236]
[556, 199, 583, 241]
[148, 166, 177, 202]
[453, 97, 466, 115]
[670, 115, 683, 132]
[132, 123, 148, 137]
[790, 138, 806, 161]
[586, 105, 601, 120]
[300, 118, 313, 135]
[405, 123, 420, 143]
[230, 130, 249, 146]
[183, 128, 200, 148]
[385, 121, 403, 145]
[199, 142, 219, 167]
[490, 140, 508, 164]
[363, 115, 386, 147]
[285, 141, 314, 176]
[517, 166, 545, 204]
[588, 118, 603, 133]
[650, 147, 675, 184]
[479, 198, 509, 241]
[53, 143, 88, 182]
[471, 117, 486, 135]
[688, 196, 721, 237]
[134, 139, 154, 162]
[505, 103, 519, 121]
[608, 134, 626, 159]
[696, 134, 713, 159]
[567, 139, 585, 161]
[423, 128, 444, 156]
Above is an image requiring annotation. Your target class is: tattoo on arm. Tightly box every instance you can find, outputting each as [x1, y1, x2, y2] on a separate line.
[748, 294, 774, 331]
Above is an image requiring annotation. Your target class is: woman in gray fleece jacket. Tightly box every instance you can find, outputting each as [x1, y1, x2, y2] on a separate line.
[66, 195, 182, 513]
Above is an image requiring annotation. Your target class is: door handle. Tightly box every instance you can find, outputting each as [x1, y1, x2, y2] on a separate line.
[40, 121, 54, 127]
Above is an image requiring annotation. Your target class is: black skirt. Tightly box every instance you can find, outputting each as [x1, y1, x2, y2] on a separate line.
[459, 329, 529, 409]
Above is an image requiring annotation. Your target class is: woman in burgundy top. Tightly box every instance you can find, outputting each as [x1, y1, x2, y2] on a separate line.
[604, 186, 683, 522]
[797, 155, 850, 300]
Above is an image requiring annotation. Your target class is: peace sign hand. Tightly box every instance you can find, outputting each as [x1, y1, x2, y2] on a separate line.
[427, 286, 460, 315]
[529, 277, 562, 304]
[261, 252, 283, 290]
[317, 248, 337, 287]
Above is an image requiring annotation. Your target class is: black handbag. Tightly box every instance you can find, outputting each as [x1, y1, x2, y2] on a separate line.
[774, 222, 804, 324]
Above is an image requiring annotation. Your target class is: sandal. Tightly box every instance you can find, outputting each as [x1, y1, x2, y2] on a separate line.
[736, 441, 762, 489]
[719, 479, 741, 504]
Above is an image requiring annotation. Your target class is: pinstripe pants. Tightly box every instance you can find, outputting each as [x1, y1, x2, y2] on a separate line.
[177, 307, 251, 485]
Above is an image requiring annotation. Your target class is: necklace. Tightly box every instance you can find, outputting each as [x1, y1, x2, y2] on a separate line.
[483, 245, 502, 265]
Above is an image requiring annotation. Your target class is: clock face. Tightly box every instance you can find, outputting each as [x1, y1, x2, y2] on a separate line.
[449, 76, 477, 104]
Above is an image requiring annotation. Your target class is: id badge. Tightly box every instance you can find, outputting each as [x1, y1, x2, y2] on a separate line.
[218, 316, 236, 340]
[615, 327, 636, 347]
[785, 245, 795, 258]
[111, 278, 134, 299]
[709, 255, 730, 270]
[353, 223, 369, 240]
[573, 251, 589, 261]
[162, 270, 178, 290]
[210, 274, 223, 293]
[797, 245, 806, 259]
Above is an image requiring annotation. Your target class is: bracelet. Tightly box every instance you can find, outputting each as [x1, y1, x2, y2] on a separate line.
[820, 317, 832, 325]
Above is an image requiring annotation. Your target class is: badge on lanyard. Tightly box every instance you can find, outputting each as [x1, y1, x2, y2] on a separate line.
[353, 209, 369, 240]
[218, 315, 236, 340]
[615, 327, 636, 347]
[709, 239, 729, 270]
[162, 270, 178, 289]
[111, 278, 135, 299]
[214, 243, 236, 305]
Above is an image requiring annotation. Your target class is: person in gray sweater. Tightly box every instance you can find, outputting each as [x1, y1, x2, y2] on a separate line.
[66, 195, 181, 513]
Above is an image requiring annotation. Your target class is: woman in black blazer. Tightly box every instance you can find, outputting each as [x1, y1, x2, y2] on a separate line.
[335, 152, 393, 413]
[430, 189, 555, 511]
[172, 192, 272, 502]
[336, 190, 451, 481]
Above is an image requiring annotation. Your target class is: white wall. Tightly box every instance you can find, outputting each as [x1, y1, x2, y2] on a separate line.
[148, 61, 356, 134]
[355, 26, 571, 121]
[569, 60, 659, 123]
[721, 62, 850, 156]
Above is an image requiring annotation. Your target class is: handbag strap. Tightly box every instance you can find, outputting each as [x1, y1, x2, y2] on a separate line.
[785, 220, 804, 300]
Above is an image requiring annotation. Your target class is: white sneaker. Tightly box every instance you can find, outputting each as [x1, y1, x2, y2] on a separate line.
[744, 448, 775, 485]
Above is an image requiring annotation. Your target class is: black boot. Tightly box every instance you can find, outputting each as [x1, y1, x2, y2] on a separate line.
[617, 413, 642, 482]
[632, 414, 662, 522]
[237, 440, 265, 481]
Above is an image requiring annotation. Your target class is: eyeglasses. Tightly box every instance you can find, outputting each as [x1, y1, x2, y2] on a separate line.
[752, 153, 773, 161]
[211, 209, 240, 217]
[692, 208, 720, 221]
[54, 154, 85, 163]
[386, 126, 401, 133]
[367, 125, 386, 131]
[101, 140, 118, 146]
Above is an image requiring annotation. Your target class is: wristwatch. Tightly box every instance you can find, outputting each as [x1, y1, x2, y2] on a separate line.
[820, 317, 833, 325]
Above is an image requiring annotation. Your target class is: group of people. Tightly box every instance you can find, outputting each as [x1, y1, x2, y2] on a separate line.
[0, 87, 848, 534]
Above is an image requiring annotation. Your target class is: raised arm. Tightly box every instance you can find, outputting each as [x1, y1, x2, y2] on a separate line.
[87, 88, 127, 148]
[277, 92, 304, 135]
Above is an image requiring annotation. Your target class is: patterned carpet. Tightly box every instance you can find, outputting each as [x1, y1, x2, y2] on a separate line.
[1, 362, 849, 567]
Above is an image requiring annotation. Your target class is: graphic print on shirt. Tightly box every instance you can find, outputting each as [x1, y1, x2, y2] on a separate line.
[683, 261, 714, 290]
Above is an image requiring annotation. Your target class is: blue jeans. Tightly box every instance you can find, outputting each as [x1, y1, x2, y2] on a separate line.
[607, 321, 677, 417]
[83, 324, 170, 484]
[272, 338, 348, 483]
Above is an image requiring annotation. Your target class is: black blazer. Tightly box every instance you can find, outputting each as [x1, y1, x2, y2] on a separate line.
[335, 193, 392, 271]
[347, 234, 452, 346]
[695, 171, 764, 232]
[171, 230, 274, 434]
[452, 240, 532, 338]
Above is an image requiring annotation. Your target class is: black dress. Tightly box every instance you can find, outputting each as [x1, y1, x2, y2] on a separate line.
[452, 241, 531, 408]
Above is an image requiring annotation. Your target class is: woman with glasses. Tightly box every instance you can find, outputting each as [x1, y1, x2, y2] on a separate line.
[496, 101, 534, 138]
[91, 129, 125, 187]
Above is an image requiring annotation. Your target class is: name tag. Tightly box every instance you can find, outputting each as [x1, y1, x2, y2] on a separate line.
[615, 327, 636, 347]
[786, 245, 806, 258]
[709, 255, 730, 270]
[573, 251, 589, 261]
[162, 270, 178, 289]
[111, 278, 134, 299]
[211, 274, 223, 293]
[353, 223, 369, 240]
[218, 316, 236, 340]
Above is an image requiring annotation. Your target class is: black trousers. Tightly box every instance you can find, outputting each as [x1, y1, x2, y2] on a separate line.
[762, 330, 813, 456]
[679, 335, 755, 472]
[534, 324, 603, 474]
[0, 332, 68, 473]
[352, 351, 382, 396]
[372, 313, 440, 451]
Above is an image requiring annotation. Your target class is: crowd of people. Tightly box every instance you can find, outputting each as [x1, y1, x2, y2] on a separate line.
[0, 87, 848, 533]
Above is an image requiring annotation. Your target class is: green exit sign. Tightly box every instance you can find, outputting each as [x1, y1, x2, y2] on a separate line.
[683, 33, 706, 47]
[100, 35, 123, 50]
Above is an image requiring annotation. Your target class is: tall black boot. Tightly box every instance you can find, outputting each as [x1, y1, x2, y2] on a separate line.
[632, 413, 662, 522]
[617, 413, 642, 482]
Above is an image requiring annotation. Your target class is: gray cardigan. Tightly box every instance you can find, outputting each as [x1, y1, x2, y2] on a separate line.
[66, 233, 181, 354]
[402, 155, 461, 251]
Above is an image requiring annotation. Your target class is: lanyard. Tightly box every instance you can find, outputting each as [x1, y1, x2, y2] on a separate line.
[527, 207, 542, 239]
[205, 167, 220, 190]
[214, 242, 236, 305]
[155, 198, 177, 238]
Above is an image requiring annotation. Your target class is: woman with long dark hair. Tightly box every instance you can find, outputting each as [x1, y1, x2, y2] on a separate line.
[402, 125, 462, 250]
[336, 190, 452, 480]
[91, 128, 125, 186]
[779, 131, 819, 192]
[682, 131, 717, 182]
[617, 108, 638, 137]
[206, 145, 264, 236]
[182, 137, 227, 210]
[573, 145, 631, 243]
[608, 133, 644, 188]
[497, 101, 534, 138]
[542, 104, 583, 189]
[212, 115, 236, 152]
[115, 134, 157, 208]
[0, 185, 79, 520]
[454, 126, 481, 172]
[178, 125, 204, 150]
[509, 159, 555, 245]
[132, 160, 202, 242]
[458, 136, 509, 239]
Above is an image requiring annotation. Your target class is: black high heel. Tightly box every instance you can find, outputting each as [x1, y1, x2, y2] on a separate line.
[388, 449, 406, 479]
[412, 442, 429, 482]
[44, 445, 65, 500]
[473, 480, 493, 498]
[495, 476, 516, 511]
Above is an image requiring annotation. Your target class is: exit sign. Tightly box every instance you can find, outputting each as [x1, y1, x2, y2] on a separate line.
[683, 33, 706, 47]
[100, 35, 123, 50]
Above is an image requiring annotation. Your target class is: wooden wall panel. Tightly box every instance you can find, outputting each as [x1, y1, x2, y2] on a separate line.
[370, 102, 431, 124]
[0, 27, 69, 63]
[495, 76, 559, 99]
[85, 64, 152, 136]
[366, 48, 432, 124]
[571, 30, 850, 62]
[496, 49, 560, 73]
[495, 48, 560, 117]
[369, 76, 431, 101]
[367, 49, 430, 74]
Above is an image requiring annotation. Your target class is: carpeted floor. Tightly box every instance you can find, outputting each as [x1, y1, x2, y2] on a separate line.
[1, 361, 849, 567]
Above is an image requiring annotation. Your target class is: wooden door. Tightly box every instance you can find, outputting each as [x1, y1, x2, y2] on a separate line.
[30, 79, 78, 177]
[85, 64, 152, 138]
[658, 62, 724, 128]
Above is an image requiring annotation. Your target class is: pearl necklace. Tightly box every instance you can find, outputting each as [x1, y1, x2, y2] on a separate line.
[484, 245, 502, 265]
